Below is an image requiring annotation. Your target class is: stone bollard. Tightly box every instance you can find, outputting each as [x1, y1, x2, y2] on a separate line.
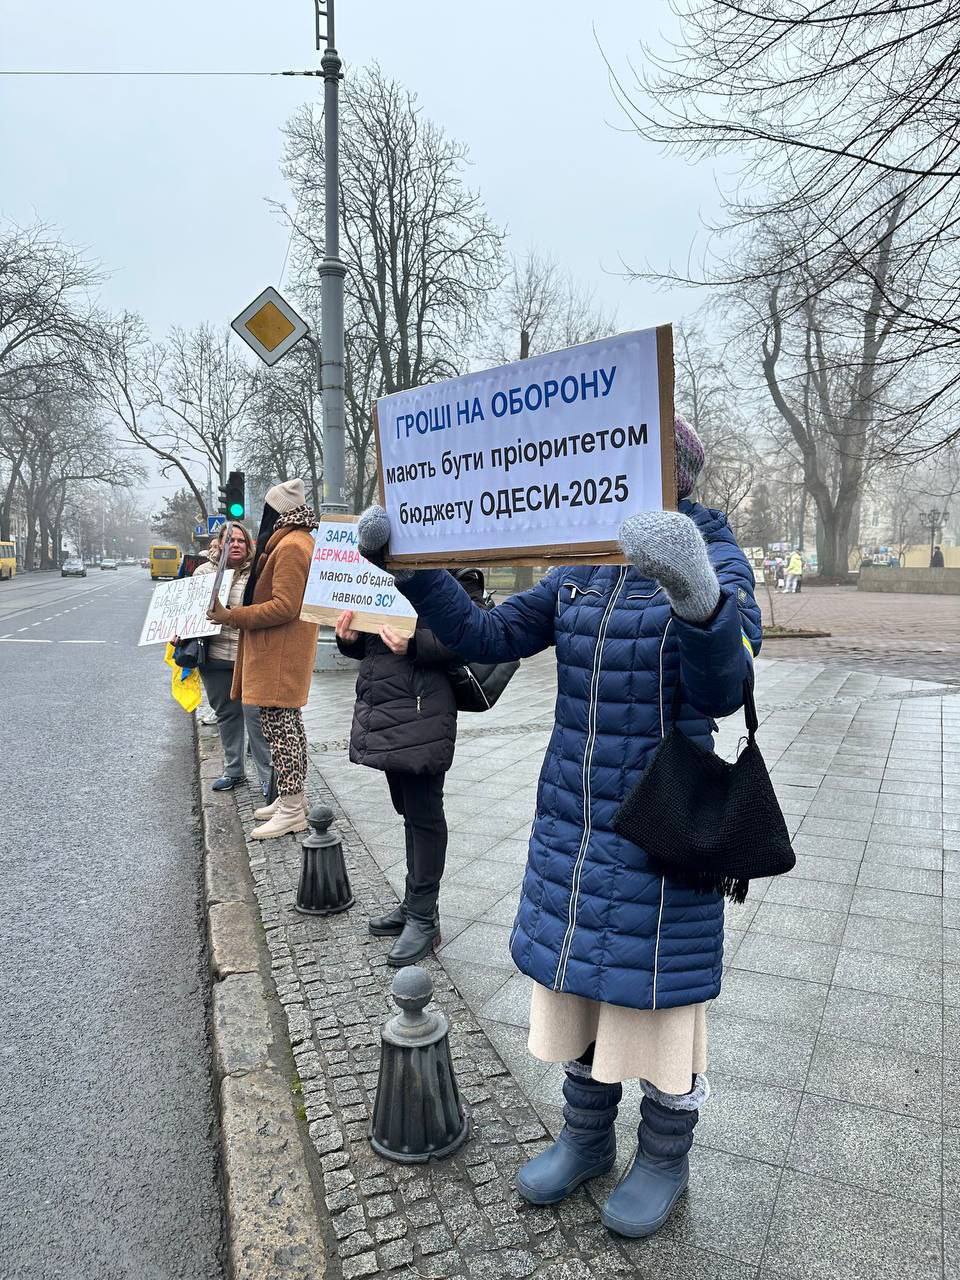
[369, 967, 470, 1163]
[294, 804, 354, 916]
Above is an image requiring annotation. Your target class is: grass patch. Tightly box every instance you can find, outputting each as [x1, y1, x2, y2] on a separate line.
[763, 625, 832, 639]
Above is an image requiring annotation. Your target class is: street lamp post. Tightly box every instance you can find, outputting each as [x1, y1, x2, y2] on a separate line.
[309, 2, 353, 673]
[316, 0, 347, 515]
[919, 508, 950, 566]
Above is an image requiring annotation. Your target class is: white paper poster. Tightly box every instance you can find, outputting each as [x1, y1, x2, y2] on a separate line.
[300, 519, 418, 637]
[138, 571, 235, 646]
[375, 326, 674, 564]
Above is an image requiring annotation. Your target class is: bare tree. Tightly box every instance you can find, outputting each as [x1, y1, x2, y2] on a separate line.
[674, 321, 758, 517]
[95, 315, 254, 518]
[149, 324, 257, 485]
[282, 65, 503, 396]
[94, 312, 208, 516]
[2, 386, 139, 566]
[484, 250, 617, 364]
[242, 318, 385, 514]
[743, 200, 910, 578]
[64, 484, 152, 561]
[0, 391, 31, 540]
[868, 442, 960, 560]
[243, 344, 322, 510]
[342, 316, 384, 511]
[0, 221, 100, 406]
[612, 1, 960, 450]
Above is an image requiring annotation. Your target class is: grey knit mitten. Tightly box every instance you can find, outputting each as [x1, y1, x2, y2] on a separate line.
[619, 511, 720, 623]
[356, 504, 413, 582]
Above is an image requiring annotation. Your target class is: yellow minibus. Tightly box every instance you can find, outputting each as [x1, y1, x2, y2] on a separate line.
[149, 545, 180, 580]
[0, 540, 16, 580]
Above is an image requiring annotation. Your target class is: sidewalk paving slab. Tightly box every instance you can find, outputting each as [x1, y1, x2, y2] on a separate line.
[229, 649, 960, 1279]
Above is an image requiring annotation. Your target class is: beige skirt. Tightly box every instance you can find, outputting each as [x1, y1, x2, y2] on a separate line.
[527, 982, 707, 1093]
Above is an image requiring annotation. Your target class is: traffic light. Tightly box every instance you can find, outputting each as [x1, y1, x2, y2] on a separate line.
[218, 470, 246, 520]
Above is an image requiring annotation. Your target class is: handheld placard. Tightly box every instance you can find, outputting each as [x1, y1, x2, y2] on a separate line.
[208, 522, 235, 611]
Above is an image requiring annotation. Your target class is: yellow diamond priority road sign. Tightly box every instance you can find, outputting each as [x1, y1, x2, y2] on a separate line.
[231, 286, 309, 366]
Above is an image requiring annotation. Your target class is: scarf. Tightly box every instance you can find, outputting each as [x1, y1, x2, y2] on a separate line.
[241, 503, 319, 606]
[273, 503, 319, 534]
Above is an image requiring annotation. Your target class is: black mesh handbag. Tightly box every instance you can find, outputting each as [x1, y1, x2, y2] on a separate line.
[612, 679, 794, 903]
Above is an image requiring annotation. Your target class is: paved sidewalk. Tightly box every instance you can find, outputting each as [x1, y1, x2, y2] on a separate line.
[269, 651, 960, 1279]
[757, 583, 960, 683]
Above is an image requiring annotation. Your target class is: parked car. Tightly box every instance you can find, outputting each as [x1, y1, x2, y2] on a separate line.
[100, 558, 118, 571]
[62, 559, 86, 578]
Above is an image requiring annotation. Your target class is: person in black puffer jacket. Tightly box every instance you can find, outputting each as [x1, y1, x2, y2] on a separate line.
[334, 569, 486, 966]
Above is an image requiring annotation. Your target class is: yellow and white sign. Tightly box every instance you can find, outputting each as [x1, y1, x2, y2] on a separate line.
[231, 286, 309, 367]
[300, 518, 418, 638]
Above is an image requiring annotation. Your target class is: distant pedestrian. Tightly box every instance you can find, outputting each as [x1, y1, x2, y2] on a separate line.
[208, 478, 319, 840]
[355, 415, 762, 1239]
[931, 544, 945, 568]
[786, 549, 804, 592]
[334, 568, 486, 967]
[193, 523, 273, 794]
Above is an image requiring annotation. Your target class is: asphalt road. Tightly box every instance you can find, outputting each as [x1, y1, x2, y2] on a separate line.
[0, 569, 224, 1279]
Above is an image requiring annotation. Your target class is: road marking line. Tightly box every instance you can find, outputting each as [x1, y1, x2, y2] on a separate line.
[60, 639, 107, 644]
[0, 638, 52, 643]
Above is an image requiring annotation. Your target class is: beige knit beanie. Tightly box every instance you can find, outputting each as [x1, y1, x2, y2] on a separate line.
[264, 477, 305, 514]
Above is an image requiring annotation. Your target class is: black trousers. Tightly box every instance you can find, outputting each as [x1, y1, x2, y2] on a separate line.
[385, 770, 447, 899]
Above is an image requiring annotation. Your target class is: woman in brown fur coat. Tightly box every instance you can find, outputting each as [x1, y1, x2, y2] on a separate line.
[208, 478, 318, 839]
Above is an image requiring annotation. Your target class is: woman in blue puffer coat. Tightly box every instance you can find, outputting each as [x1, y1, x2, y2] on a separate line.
[357, 418, 761, 1239]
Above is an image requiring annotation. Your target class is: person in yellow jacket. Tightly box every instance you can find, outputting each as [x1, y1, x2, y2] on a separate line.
[786, 550, 804, 593]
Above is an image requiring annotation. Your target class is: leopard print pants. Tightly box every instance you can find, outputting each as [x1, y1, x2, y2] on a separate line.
[259, 707, 308, 795]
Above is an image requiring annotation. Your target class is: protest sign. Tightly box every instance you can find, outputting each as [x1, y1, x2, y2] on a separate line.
[138, 571, 235, 646]
[374, 326, 675, 568]
[299, 517, 418, 638]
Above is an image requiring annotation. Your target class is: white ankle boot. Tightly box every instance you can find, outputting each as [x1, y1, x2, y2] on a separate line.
[251, 793, 309, 840]
[254, 794, 309, 820]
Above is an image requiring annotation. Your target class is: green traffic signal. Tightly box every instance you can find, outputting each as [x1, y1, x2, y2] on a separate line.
[222, 470, 246, 522]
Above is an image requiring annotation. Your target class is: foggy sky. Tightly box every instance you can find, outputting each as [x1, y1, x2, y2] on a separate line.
[1, 1, 720, 502]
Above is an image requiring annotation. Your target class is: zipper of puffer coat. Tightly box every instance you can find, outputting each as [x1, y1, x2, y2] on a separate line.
[554, 565, 627, 991]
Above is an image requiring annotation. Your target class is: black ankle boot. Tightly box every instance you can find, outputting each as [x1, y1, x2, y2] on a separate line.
[370, 870, 412, 936]
[368, 902, 406, 936]
[387, 890, 439, 967]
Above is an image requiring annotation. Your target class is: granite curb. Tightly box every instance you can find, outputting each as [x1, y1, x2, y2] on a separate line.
[194, 719, 328, 1280]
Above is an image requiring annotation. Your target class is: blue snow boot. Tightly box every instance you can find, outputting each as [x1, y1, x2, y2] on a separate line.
[600, 1093, 698, 1237]
[516, 1070, 622, 1205]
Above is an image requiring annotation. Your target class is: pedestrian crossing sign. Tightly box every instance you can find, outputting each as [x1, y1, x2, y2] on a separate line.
[231, 286, 309, 367]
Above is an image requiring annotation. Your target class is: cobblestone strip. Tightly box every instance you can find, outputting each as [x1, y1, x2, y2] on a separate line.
[196, 724, 327, 1280]
[233, 762, 753, 1280]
